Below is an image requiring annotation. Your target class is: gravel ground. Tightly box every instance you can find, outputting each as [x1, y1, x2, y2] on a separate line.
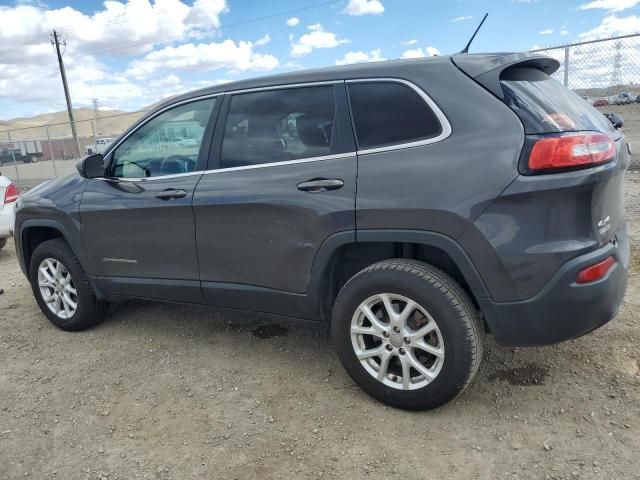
[1, 174, 640, 480]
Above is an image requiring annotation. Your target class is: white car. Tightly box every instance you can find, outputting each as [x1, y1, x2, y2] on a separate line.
[0, 174, 18, 250]
[86, 137, 116, 155]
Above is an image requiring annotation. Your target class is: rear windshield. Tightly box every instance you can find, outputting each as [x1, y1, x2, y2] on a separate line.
[500, 67, 614, 135]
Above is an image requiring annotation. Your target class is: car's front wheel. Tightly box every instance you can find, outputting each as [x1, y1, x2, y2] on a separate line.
[331, 259, 484, 410]
[29, 238, 107, 331]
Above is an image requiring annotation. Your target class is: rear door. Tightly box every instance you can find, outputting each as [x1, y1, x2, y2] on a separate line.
[193, 82, 356, 315]
[80, 96, 219, 302]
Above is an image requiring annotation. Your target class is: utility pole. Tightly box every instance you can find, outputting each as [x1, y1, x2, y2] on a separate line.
[611, 40, 622, 87]
[92, 98, 101, 136]
[51, 30, 79, 156]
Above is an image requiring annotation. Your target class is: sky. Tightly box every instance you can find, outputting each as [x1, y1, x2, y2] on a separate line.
[1, 0, 640, 119]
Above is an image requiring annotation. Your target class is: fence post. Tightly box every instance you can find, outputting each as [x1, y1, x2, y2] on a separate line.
[45, 126, 58, 178]
[90, 120, 97, 154]
[563, 46, 570, 87]
[74, 120, 82, 159]
[6, 131, 20, 183]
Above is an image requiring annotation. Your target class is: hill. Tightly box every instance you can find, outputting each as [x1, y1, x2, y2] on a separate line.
[0, 108, 147, 141]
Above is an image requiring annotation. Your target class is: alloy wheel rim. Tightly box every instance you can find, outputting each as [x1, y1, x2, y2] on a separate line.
[37, 258, 78, 319]
[350, 293, 444, 390]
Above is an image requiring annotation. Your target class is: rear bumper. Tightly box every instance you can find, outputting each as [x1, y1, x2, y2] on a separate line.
[0, 202, 15, 238]
[479, 229, 629, 346]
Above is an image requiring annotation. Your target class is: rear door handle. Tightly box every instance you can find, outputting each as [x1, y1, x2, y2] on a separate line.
[155, 188, 187, 200]
[296, 178, 344, 193]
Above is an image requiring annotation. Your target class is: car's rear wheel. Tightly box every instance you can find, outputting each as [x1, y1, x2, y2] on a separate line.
[331, 259, 484, 410]
[29, 238, 107, 331]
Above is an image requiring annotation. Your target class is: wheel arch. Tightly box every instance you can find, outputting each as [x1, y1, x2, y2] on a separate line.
[310, 230, 490, 323]
[19, 220, 91, 285]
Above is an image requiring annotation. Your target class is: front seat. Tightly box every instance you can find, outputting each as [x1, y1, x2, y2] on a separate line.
[297, 115, 330, 157]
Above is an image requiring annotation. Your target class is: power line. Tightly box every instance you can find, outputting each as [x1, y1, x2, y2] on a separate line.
[58, 0, 343, 61]
[9, 0, 344, 80]
[0, 32, 51, 63]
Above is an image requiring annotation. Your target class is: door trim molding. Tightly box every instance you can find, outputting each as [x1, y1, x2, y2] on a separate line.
[202, 152, 356, 175]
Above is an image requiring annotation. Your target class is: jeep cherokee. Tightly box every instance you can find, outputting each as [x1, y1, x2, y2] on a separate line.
[14, 52, 629, 410]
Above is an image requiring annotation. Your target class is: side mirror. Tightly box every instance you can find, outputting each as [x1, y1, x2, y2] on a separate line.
[76, 153, 105, 178]
[604, 112, 624, 129]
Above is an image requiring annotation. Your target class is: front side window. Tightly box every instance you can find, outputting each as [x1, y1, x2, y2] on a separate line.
[111, 98, 216, 178]
[348, 82, 443, 150]
[220, 86, 336, 169]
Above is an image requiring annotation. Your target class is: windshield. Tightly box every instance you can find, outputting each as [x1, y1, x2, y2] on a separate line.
[500, 67, 615, 135]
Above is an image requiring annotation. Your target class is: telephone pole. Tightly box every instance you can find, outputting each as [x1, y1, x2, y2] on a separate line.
[51, 29, 79, 155]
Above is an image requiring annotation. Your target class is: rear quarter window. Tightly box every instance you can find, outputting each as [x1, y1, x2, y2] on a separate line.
[347, 81, 443, 150]
[500, 67, 615, 135]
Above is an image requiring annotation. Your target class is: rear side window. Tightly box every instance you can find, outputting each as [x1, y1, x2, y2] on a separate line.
[500, 67, 614, 135]
[348, 82, 442, 150]
[220, 86, 335, 169]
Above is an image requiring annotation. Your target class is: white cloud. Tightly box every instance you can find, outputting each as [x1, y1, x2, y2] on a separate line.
[286, 17, 300, 27]
[539, 28, 554, 34]
[0, 1, 293, 115]
[344, 0, 384, 16]
[579, 0, 640, 11]
[127, 38, 279, 78]
[401, 38, 418, 46]
[579, 14, 640, 39]
[336, 49, 385, 65]
[0, 0, 229, 63]
[401, 46, 440, 59]
[560, 29, 569, 35]
[255, 34, 271, 46]
[290, 24, 349, 57]
[452, 15, 473, 22]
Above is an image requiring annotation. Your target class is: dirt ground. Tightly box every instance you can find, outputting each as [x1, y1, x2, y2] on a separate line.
[1, 175, 640, 480]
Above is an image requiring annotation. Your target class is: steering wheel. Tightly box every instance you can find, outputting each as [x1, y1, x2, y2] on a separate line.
[160, 155, 195, 174]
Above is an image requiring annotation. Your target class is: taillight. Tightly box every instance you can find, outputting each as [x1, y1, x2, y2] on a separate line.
[528, 132, 615, 172]
[576, 256, 615, 284]
[4, 183, 19, 203]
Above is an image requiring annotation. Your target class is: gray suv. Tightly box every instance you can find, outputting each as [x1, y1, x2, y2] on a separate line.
[14, 52, 629, 410]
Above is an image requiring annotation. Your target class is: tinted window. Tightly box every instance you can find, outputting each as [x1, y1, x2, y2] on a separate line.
[348, 82, 442, 149]
[220, 86, 335, 169]
[111, 98, 216, 178]
[501, 67, 614, 135]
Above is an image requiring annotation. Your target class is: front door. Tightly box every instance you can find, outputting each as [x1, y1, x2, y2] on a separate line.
[80, 96, 219, 302]
[193, 83, 357, 316]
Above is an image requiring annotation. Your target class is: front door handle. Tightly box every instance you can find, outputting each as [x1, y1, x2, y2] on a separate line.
[296, 178, 344, 193]
[155, 188, 187, 200]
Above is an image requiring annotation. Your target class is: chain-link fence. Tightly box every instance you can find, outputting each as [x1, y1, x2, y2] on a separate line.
[0, 110, 146, 188]
[3, 33, 640, 188]
[530, 33, 640, 169]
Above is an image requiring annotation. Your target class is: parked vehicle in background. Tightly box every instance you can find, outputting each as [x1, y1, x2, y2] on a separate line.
[0, 173, 18, 250]
[13, 52, 630, 410]
[85, 137, 115, 155]
[614, 92, 633, 105]
[0, 141, 42, 164]
[593, 97, 609, 107]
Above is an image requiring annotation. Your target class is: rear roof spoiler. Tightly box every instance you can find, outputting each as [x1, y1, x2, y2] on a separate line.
[451, 52, 560, 99]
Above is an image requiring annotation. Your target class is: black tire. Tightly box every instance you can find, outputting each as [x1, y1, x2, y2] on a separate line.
[29, 238, 107, 331]
[331, 259, 484, 410]
[0, 238, 7, 250]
